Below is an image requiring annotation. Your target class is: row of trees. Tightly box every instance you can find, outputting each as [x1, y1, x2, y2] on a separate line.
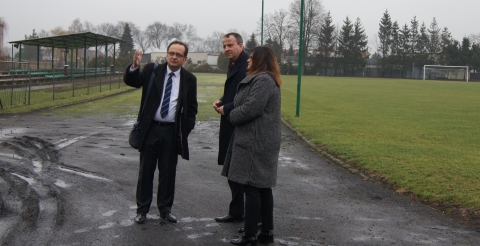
[374, 10, 480, 77]
[3, 0, 480, 76]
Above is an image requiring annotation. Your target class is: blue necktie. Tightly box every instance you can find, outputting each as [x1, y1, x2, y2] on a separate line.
[161, 72, 174, 118]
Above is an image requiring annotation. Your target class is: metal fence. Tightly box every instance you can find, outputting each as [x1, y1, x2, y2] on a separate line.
[0, 61, 125, 109]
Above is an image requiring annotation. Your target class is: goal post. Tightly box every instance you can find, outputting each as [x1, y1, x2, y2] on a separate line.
[423, 65, 469, 82]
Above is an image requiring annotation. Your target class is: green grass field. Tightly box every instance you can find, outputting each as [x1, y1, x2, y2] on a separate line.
[8, 73, 479, 213]
[281, 76, 480, 211]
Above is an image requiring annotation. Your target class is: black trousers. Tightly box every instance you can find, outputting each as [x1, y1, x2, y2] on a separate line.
[228, 180, 244, 218]
[136, 123, 178, 214]
[243, 185, 273, 235]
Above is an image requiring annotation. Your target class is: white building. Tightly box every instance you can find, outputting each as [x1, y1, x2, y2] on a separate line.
[149, 52, 219, 69]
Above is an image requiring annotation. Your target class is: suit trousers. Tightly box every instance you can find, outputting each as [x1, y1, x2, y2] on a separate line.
[136, 123, 178, 214]
[228, 179, 244, 218]
[243, 185, 274, 236]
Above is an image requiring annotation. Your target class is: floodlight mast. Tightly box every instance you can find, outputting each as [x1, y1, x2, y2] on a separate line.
[423, 65, 469, 82]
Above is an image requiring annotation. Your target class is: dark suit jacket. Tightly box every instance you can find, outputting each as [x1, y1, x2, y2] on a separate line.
[217, 53, 249, 165]
[124, 62, 197, 160]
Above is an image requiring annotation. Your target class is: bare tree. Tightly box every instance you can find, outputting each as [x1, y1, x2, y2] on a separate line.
[289, 0, 325, 73]
[0, 17, 8, 58]
[69, 18, 84, 33]
[83, 21, 97, 33]
[129, 23, 150, 52]
[96, 22, 117, 37]
[264, 9, 289, 50]
[468, 33, 480, 44]
[203, 31, 224, 52]
[145, 21, 168, 50]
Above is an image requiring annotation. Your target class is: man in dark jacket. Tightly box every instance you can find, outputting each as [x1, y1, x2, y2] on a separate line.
[213, 33, 249, 223]
[124, 40, 197, 224]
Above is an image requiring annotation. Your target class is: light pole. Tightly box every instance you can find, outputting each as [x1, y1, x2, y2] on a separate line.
[296, 0, 305, 117]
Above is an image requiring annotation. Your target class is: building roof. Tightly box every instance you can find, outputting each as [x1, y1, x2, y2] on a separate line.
[8, 32, 123, 49]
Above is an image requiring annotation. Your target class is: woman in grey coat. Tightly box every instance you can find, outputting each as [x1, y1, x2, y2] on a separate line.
[222, 46, 282, 245]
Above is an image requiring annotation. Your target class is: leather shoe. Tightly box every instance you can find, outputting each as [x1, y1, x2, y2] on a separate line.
[215, 214, 243, 223]
[231, 234, 257, 245]
[257, 230, 274, 244]
[160, 212, 177, 223]
[134, 213, 146, 224]
[238, 222, 262, 233]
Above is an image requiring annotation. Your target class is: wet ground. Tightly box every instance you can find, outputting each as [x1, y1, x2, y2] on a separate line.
[0, 111, 479, 245]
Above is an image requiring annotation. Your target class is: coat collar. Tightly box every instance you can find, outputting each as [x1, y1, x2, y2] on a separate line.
[227, 52, 249, 79]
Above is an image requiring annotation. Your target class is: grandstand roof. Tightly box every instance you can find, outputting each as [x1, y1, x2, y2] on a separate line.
[8, 32, 123, 49]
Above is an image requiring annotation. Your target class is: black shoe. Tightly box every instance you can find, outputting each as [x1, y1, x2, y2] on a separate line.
[215, 214, 243, 223]
[257, 230, 274, 244]
[134, 213, 146, 224]
[238, 222, 262, 233]
[160, 212, 177, 223]
[231, 234, 257, 245]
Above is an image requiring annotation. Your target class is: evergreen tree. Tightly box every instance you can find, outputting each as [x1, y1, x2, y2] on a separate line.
[439, 27, 453, 64]
[389, 21, 400, 74]
[217, 52, 229, 71]
[245, 33, 258, 54]
[460, 37, 472, 67]
[442, 40, 461, 66]
[352, 17, 368, 74]
[119, 23, 134, 57]
[416, 22, 430, 66]
[318, 11, 336, 75]
[378, 10, 392, 77]
[398, 24, 411, 77]
[338, 16, 354, 75]
[265, 38, 282, 64]
[410, 17, 419, 55]
[471, 43, 480, 72]
[22, 29, 39, 61]
[427, 18, 442, 63]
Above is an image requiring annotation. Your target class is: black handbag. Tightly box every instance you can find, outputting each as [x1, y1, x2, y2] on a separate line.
[129, 63, 158, 149]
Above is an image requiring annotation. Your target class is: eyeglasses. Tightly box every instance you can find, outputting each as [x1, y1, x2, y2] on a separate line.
[167, 51, 185, 58]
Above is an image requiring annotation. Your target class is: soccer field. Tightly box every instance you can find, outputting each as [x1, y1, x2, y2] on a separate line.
[280, 75, 480, 210]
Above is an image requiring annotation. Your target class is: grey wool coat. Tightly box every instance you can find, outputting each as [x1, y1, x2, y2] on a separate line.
[221, 72, 281, 188]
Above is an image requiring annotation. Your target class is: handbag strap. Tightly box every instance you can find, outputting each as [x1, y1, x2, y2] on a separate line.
[139, 63, 158, 119]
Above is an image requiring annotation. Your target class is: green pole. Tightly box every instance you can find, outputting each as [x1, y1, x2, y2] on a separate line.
[105, 44, 107, 77]
[37, 45, 40, 70]
[261, 0, 264, 45]
[296, 0, 305, 117]
[19, 44, 22, 69]
[71, 37, 74, 96]
[84, 38, 87, 80]
[95, 38, 98, 78]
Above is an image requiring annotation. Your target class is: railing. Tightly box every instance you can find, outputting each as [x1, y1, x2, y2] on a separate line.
[0, 61, 126, 109]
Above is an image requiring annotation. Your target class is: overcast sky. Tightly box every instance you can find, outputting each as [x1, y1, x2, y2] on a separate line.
[2, 0, 479, 49]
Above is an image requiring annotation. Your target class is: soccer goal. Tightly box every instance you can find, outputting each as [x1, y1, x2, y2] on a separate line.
[423, 65, 469, 82]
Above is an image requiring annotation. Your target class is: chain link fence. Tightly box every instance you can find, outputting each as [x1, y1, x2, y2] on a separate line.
[0, 61, 126, 109]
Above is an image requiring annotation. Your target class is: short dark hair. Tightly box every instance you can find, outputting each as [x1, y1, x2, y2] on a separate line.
[167, 40, 189, 57]
[223, 32, 243, 44]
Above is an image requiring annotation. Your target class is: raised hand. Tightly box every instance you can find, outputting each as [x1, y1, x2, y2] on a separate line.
[131, 50, 143, 69]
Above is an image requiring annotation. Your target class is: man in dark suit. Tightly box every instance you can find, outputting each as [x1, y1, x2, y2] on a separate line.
[213, 33, 249, 223]
[124, 40, 197, 224]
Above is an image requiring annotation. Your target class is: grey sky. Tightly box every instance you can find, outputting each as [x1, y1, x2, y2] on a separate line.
[2, 0, 479, 49]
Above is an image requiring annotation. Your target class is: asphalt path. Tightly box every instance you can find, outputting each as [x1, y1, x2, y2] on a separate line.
[0, 111, 479, 245]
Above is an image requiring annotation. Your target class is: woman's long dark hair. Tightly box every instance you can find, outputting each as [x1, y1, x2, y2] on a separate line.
[247, 46, 282, 87]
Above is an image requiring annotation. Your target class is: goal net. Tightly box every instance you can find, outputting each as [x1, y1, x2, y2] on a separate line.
[423, 65, 469, 82]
